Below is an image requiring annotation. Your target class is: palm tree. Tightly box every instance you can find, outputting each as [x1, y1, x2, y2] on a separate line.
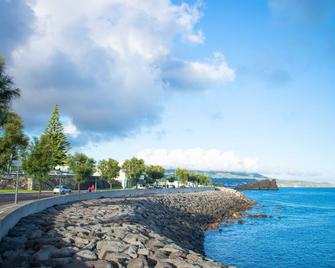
[0, 56, 20, 126]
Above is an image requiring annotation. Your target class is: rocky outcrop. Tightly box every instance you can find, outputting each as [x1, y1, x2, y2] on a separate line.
[235, 179, 279, 190]
[0, 189, 253, 268]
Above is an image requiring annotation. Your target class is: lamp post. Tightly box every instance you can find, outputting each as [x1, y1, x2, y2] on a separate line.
[12, 160, 21, 205]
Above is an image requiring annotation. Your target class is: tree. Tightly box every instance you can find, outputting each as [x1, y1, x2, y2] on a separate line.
[122, 157, 145, 188]
[145, 165, 165, 184]
[97, 158, 120, 190]
[188, 172, 199, 186]
[22, 135, 53, 198]
[167, 175, 176, 183]
[176, 168, 189, 185]
[0, 112, 28, 174]
[187, 173, 211, 186]
[196, 173, 212, 186]
[43, 105, 71, 169]
[0, 57, 20, 126]
[69, 153, 95, 194]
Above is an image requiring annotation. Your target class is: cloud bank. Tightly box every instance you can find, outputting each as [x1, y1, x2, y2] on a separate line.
[137, 148, 259, 172]
[0, 0, 235, 142]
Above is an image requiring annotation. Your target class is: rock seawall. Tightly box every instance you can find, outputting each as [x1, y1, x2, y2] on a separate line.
[0, 189, 253, 268]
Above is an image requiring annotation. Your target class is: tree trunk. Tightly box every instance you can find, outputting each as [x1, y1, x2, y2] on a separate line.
[110, 181, 112, 191]
[38, 182, 41, 199]
[78, 182, 80, 194]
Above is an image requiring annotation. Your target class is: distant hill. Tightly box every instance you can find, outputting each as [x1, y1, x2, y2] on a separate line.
[278, 180, 335, 188]
[205, 171, 268, 180]
[165, 169, 268, 180]
[165, 169, 268, 188]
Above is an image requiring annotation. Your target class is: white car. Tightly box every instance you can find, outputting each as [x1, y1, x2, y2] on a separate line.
[53, 185, 72, 194]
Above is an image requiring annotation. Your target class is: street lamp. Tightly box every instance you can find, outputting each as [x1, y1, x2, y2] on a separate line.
[12, 160, 21, 204]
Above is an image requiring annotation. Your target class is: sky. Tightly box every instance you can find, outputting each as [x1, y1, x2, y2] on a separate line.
[1, 0, 335, 182]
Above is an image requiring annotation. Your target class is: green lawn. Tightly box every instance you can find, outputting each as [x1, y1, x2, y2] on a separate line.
[96, 186, 128, 191]
[0, 189, 52, 193]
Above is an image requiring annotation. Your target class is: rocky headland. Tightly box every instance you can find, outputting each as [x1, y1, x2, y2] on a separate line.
[0, 189, 253, 268]
[235, 179, 279, 190]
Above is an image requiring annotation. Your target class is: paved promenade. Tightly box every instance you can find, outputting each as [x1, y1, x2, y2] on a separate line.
[0, 192, 54, 207]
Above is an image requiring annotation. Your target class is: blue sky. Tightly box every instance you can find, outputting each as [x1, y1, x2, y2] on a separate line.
[1, 0, 335, 181]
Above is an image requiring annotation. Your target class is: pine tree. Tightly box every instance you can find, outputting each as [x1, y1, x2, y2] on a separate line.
[43, 105, 71, 169]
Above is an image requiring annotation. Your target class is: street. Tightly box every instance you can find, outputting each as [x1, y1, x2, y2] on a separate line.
[0, 192, 58, 206]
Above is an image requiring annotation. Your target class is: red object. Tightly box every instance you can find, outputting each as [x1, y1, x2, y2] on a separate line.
[88, 185, 95, 192]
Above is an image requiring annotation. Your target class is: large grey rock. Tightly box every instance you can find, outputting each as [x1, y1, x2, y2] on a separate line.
[1, 236, 27, 250]
[75, 249, 97, 260]
[99, 251, 130, 264]
[123, 245, 138, 258]
[123, 233, 148, 246]
[145, 239, 165, 250]
[96, 240, 128, 253]
[138, 248, 150, 256]
[85, 260, 117, 268]
[1, 250, 31, 267]
[32, 245, 58, 266]
[74, 237, 90, 247]
[155, 261, 177, 268]
[52, 247, 77, 258]
[127, 256, 149, 268]
[51, 257, 73, 266]
[29, 229, 44, 239]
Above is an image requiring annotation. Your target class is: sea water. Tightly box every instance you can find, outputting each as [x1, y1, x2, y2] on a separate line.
[205, 188, 335, 268]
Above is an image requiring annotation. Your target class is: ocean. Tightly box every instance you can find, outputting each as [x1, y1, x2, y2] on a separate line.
[205, 188, 335, 268]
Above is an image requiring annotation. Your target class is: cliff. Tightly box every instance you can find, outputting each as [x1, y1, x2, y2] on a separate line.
[235, 179, 279, 190]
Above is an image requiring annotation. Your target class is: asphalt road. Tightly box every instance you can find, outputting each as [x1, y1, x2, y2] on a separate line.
[0, 192, 62, 206]
[0, 190, 95, 207]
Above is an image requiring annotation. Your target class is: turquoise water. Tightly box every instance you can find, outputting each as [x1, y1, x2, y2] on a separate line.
[205, 188, 335, 268]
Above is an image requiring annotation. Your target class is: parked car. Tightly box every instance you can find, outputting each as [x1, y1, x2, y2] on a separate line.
[136, 184, 146, 189]
[53, 185, 72, 194]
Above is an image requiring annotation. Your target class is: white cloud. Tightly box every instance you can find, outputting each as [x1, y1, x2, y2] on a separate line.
[63, 120, 80, 138]
[162, 53, 235, 90]
[0, 0, 233, 142]
[137, 148, 259, 172]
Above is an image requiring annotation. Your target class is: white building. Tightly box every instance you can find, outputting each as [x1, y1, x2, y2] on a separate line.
[115, 170, 127, 189]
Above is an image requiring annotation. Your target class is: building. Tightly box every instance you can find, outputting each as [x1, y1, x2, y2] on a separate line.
[115, 170, 127, 189]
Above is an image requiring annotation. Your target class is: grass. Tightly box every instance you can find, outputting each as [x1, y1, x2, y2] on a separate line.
[0, 189, 52, 193]
[96, 186, 131, 191]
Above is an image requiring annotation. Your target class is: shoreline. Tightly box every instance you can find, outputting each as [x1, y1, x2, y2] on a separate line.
[0, 188, 253, 268]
